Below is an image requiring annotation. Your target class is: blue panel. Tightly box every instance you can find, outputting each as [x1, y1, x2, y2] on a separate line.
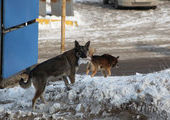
[0, 0, 1, 38]
[0, 0, 2, 77]
[0, 0, 1, 31]
[2, 23, 38, 78]
[3, 0, 39, 29]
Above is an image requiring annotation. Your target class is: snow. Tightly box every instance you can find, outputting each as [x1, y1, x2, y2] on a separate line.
[0, 69, 170, 119]
[76, 103, 84, 112]
[49, 103, 61, 114]
[1, 0, 169, 119]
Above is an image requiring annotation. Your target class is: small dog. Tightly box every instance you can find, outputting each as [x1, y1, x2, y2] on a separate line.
[86, 49, 119, 77]
[19, 40, 90, 110]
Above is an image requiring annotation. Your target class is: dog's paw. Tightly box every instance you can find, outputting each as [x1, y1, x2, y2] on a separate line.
[86, 71, 89, 75]
[67, 87, 71, 91]
[104, 75, 107, 78]
[65, 85, 71, 91]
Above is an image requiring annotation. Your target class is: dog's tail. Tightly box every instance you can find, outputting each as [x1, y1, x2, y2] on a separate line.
[19, 76, 32, 89]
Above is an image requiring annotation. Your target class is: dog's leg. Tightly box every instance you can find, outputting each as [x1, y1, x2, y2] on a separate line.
[63, 76, 70, 90]
[91, 68, 97, 77]
[102, 70, 107, 78]
[86, 63, 90, 75]
[91, 70, 97, 77]
[107, 68, 111, 76]
[91, 65, 97, 77]
[32, 89, 44, 110]
[32, 75, 46, 110]
[69, 74, 75, 84]
[86, 69, 90, 75]
[86, 64, 90, 75]
[40, 95, 47, 104]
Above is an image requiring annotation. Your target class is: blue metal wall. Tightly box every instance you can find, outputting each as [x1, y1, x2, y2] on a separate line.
[2, 23, 38, 78]
[3, 0, 39, 29]
[0, 0, 1, 77]
[1, 0, 39, 78]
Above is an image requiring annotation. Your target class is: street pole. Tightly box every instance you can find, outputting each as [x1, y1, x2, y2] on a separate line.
[61, 0, 66, 53]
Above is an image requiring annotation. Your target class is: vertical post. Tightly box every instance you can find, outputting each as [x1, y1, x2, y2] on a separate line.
[61, 0, 66, 53]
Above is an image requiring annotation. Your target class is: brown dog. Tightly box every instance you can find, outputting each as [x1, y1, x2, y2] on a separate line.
[86, 49, 119, 77]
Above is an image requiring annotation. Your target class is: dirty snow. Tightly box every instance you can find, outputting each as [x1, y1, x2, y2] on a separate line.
[0, 69, 170, 119]
[1, 0, 169, 119]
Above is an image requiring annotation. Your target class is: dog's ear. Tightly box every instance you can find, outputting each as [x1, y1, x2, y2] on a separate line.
[75, 40, 80, 48]
[116, 56, 119, 59]
[85, 41, 90, 49]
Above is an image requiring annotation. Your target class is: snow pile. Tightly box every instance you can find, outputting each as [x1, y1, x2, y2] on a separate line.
[0, 69, 170, 119]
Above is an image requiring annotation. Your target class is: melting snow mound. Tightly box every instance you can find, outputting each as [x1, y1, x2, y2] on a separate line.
[0, 69, 170, 119]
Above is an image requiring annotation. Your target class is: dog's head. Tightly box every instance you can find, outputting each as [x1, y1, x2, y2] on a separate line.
[75, 40, 90, 60]
[112, 56, 119, 68]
